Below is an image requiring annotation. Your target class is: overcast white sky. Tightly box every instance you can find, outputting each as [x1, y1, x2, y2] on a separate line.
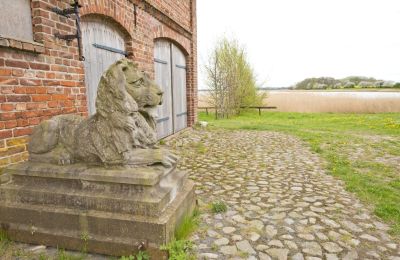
[197, 0, 400, 88]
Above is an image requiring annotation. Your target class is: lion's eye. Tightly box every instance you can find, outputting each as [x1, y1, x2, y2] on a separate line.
[130, 78, 144, 87]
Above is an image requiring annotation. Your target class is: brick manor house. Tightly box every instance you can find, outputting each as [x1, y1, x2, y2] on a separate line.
[0, 0, 198, 168]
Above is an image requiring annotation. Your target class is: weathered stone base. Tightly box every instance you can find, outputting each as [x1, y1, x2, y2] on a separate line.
[0, 162, 196, 258]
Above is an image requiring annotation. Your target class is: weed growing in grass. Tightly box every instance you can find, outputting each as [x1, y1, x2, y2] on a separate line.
[39, 253, 49, 260]
[80, 231, 89, 254]
[120, 251, 149, 260]
[120, 256, 135, 260]
[0, 229, 10, 257]
[211, 201, 227, 214]
[160, 209, 200, 260]
[57, 248, 85, 260]
[190, 141, 207, 154]
[160, 240, 195, 260]
[175, 209, 200, 240]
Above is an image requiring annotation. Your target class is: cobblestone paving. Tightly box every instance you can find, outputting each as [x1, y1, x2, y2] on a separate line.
[167, 129, 400, 260]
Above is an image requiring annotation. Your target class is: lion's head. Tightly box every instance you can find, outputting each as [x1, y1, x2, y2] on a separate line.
[94, 59, 163, 149]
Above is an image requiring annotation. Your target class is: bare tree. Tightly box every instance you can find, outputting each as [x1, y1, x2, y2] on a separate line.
[205, 37, 264, 118]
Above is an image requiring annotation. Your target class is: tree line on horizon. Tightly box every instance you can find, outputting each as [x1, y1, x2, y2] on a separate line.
[292, 76, 400, 90]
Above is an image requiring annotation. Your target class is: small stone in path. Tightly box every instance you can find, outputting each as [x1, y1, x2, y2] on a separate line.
[266, 248, 289, 260]
[207, 230, 219, 238]
[248, 219, 264, 231]
[360, 234, 380, 242]
[265, 225, 278, 238]
[199, 253, 219, 259]
[268, 239, 284, 248]
[214, 237, 229, 246]
[250, 232, 260, 241]
[322, 242, 342, 253]
[302, 242, 322, 256]
[223, 226, 236, 234]
[236, 240, 256, 255]
[220, 245, 238, 255]
[259, 252, 272, 260]
[291, 252, 305, 260]
[232, 234, 242, 241]
[325, 254, 339, 260]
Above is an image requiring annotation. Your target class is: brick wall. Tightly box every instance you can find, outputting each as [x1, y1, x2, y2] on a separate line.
[0, 0, 197, 168]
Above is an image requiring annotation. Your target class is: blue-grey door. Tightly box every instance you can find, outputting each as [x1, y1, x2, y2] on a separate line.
[154, 40, 187, 138]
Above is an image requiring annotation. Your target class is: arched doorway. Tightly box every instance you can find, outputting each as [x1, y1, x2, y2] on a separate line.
[81, 16, 127, 115]
[154, 39, 187, 138]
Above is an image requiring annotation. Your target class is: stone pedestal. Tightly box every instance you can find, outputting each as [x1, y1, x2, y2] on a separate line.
[0, 162, 195, 258]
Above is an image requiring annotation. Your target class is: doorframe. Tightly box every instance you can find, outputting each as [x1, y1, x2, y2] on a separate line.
[169, 42, 176, 134]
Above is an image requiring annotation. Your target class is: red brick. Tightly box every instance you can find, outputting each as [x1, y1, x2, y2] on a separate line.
[52, 94, 68, 101]
[47, 101, 58, 108]
[13, 127, 33, 137]
[1, 103, 15, 111]
[0, 69, 12, 76]
[19, 79, 42, 86]
[0, 112, 16, 121]
[14, 87, 27, 94]
[35, 87, 47, 94]
[32, 95, 51, 102]
[60, 81, 76, 87]
[0, 130, 13, 139]
[29, 117, 41, 126]
[30, 62, 50, 70]
[21, 111, 40, 119]
[5, 60, 29, 69]
[17, 119, 30, 127]
[5, 120, 18, 129]
[7, 95, 31, 102]
[0, 77, 18, 85]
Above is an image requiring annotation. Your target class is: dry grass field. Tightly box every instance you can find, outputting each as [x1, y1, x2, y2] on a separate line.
[198, 90, 400, 113]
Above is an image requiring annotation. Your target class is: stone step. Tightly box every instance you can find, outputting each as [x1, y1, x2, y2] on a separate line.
[1, 168, 188, 216]
[7, 162, 175, 189]
[0, 180, 195, 258]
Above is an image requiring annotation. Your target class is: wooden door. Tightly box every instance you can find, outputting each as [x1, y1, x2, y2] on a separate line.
[81, 17, 126, 115]
[171, 45, 187, 132]
[154, 40, 173, 138]
[154, 40, 187, 138]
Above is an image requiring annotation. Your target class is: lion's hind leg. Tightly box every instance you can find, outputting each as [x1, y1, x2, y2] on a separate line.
[28, 116, 80, 165]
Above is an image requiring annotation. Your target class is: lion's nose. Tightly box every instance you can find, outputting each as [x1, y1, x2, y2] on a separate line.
[158, 91, 163, 105]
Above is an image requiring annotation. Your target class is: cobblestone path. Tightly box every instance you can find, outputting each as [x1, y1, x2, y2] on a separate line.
[167, 129, 400, 260]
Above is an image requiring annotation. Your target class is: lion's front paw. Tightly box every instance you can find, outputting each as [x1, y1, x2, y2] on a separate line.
[57, 152, 73, 165]
[161, 152, 178, 168]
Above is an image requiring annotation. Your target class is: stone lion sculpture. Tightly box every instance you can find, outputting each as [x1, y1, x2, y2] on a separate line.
[28, 59, 177, 167]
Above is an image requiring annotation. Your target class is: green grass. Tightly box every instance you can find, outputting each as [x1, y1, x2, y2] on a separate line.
[0, 229, 10, 257]
[160, 240, 195, 260]
[199, 111, 400, 237]
[210, 201, 228, 214]
[175, 209, 200, 241]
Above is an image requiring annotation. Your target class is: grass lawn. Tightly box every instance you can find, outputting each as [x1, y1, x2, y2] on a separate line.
[198, 111, 400, 238]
